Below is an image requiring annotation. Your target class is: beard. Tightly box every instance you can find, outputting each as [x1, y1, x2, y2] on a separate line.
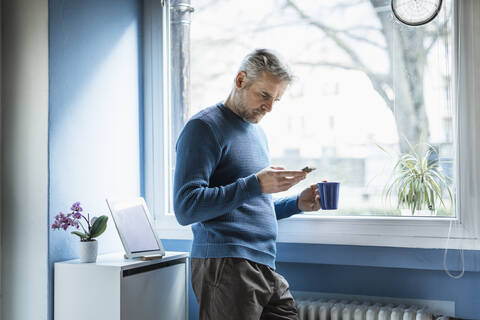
[235, 91, 265, 123]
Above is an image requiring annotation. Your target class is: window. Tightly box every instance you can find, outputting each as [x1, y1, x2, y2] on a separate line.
[190, 0, 455, 218]
[144, 0, 480, 248]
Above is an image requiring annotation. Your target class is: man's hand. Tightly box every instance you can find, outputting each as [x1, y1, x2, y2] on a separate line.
[256, 166, 306, 194]
[297, 184, 322, 211]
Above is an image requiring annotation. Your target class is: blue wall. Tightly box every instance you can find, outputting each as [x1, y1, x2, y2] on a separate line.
[162, 239, 480, 320]
[48, 0, 143, 319]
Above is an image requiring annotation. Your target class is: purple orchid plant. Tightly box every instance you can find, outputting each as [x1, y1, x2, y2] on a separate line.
[52, 202, 108, 242]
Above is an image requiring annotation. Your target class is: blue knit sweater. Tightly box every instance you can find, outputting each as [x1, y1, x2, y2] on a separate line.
[173, 102, 301, 269]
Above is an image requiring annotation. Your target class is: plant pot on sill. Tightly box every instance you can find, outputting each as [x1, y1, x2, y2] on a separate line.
[79, 239, 98, 263]
[400, 209, 437, 217]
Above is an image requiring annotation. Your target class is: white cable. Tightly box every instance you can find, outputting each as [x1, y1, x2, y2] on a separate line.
[443, 220, 464, 279]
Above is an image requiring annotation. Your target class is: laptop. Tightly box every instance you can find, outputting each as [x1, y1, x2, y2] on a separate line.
[106, 197, 165, 260]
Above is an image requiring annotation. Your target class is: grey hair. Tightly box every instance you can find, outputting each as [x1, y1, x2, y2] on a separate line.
[238, 49, 294, 86]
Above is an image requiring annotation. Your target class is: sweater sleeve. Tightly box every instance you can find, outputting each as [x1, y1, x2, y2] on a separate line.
[274, 195, 302, 220]
[173, 119, 263, 226]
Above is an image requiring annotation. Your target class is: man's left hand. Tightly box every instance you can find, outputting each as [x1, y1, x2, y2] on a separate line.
[297, 184, 321, 212]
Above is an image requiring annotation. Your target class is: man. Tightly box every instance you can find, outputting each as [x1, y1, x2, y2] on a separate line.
[174, 49, 321, 320]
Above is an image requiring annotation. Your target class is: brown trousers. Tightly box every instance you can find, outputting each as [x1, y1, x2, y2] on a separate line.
[191, 257, 299, 320]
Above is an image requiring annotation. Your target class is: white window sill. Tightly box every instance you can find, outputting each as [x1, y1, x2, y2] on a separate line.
[154, 212, 480, 250]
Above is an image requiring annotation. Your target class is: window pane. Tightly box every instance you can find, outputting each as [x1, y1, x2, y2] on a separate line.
[189, 0, 455, 217]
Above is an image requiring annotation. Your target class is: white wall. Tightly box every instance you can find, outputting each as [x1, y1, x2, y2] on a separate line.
[1, 0, 49, 319]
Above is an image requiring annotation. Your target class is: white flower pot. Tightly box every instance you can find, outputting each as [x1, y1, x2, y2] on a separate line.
[79, 240, 98, 263]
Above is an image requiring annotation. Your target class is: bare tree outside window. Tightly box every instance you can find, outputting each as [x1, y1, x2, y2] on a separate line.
[187, 0, 455, 216]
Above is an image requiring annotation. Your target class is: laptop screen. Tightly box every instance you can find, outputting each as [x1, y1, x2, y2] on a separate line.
[114, 204, 160, 253]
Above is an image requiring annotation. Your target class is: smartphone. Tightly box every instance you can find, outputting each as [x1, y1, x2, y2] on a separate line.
[301, 166, 316, 173]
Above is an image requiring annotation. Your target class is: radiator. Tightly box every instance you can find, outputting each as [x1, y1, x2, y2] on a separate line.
[293, 292, 452, 320]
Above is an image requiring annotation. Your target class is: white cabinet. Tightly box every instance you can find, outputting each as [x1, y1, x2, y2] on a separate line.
[55, 252, 188, 320]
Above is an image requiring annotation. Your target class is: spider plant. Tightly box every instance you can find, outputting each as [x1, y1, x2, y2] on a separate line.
[379, 140, 453, 215]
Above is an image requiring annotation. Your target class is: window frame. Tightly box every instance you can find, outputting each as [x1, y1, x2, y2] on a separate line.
[143, 0, 172, 227]
[143, 0, 480, 250]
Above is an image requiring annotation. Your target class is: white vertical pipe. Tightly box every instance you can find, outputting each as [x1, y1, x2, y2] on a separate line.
[402, 308, 416, 320]
[391, 307, 404, 320]
[416, 310, 432, 320]
[366, 305, 380, 320]
[378, 306, 392, 320]
[298, 302, 307, 320]
[343, 305, 355, 320]
[330, 303, 344, 320]
[354, 305, 367, 320]
[307, 303, 318, 320]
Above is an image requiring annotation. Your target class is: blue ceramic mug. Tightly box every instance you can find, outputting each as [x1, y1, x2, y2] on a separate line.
[317, 181, 340, 210]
